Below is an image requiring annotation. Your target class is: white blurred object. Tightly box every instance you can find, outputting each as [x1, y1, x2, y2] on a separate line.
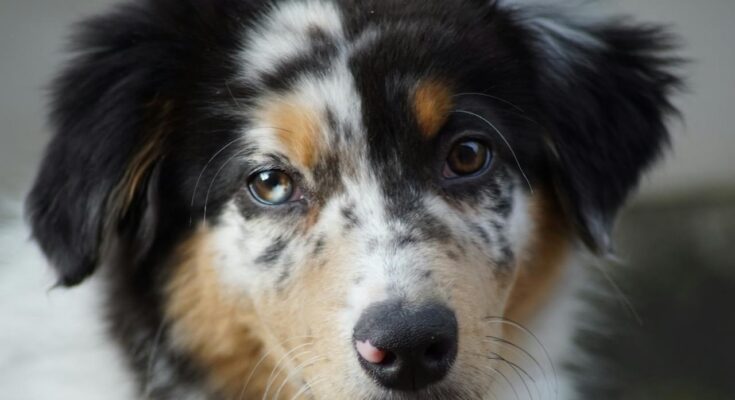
[0, 202, 135, 400]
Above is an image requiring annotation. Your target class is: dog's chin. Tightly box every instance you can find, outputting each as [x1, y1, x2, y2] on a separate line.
[320, 380, 472, 400]
[371, 386, 469, 400]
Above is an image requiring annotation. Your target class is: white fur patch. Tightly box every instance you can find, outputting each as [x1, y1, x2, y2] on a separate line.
[208, 200, 306, 295]
[507, 185, 533, 256]
[239, 0, 366, 179]
[504, 0, 608, 79]
[338, 176, 392, 330]
[239, 0, 344, 86]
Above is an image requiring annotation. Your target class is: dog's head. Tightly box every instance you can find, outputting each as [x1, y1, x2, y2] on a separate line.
[27, 0, 681, 398]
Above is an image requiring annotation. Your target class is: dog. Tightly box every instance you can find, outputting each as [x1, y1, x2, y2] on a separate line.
[25, 0, 681, 398]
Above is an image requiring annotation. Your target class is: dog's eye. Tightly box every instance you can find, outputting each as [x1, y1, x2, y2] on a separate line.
[443, 140, 492, 178]
[248, 170, 296, 205]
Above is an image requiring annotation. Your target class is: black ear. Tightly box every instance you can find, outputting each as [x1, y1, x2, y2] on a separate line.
[519, 9, 683, 253]
[26, 5, 177, 286]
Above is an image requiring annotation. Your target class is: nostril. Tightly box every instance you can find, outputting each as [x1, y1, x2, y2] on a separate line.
[380, 350, 397, 366]
[356, 340, 388, 364]
[424, 339, 451, 364]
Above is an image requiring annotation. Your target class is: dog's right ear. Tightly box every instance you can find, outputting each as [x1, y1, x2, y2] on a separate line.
[507, 7, 684, 253]
[25, 5, 180, 287]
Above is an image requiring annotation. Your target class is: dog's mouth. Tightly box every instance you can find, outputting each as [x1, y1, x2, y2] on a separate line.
[295, 310, 558, 400]
[362, 386, 466, 400]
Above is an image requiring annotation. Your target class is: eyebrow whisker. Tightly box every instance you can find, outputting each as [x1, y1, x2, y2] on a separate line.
[453, 92, 526, 113]
[225, 81, 243, 109]
[190, 126, 300, 225]
[189, 137, 246, 226]
[453, 109, 534, 194]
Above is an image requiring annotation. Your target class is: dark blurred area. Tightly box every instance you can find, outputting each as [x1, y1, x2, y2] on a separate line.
[570, 192, 735, 399]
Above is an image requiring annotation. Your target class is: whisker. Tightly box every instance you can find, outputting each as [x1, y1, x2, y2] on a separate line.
[467, 352, 524, 400]
[484, 317, 558, 399]
[492, 108, 547, 132]
[489, 352, 536, 400]
[142, 320, 167, 398]
[262, 342, 315, 400]
[189, 137, 244, 226]
[190, 126, 298, 226]
[486, 335, 550, 398]
[452, 92, 553, 134]
[590, 258, 643, 326]
[453, 92, 526, 113]
[272, 355, 326, 400]
[452, 92, 549, 133]
[484, 387, 500, 400]
[239, 336, 316, 400]
[239, 349, 275, 400]
[489, 363, 521, 400]
[290, 376, 325, 400]
[265, 349, 316, 400]
[202, 149, 248, 224]
[225, 81, 243, 109]
[453, 110, 534, 194]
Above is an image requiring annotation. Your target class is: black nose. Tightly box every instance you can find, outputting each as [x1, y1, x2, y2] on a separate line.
[353, 300, 458, 391]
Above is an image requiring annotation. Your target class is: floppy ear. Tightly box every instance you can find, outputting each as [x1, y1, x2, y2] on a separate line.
[25, 7, 177, 286]
[519, 10, 683, 253]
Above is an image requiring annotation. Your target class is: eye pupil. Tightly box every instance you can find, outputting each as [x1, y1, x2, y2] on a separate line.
[446, 140, 490, 177]
[249, 170, 294, 205]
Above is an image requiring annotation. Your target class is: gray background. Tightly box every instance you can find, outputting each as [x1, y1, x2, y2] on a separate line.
[1, 0, 734, 200]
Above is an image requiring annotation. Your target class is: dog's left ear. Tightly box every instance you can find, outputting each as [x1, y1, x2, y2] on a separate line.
[518, 10, 683, 253]
[24, 6, 178, 286]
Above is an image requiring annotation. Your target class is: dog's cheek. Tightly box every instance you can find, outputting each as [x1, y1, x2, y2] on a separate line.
[163, 228, 291, 399]
[505, 191, 572, 323]
[423, 186, 530, 312]
[434, 240, 515, 387]
[161, 204, 326, 398]
[421, 186, 537, 388]
[257, 235, 360, 396]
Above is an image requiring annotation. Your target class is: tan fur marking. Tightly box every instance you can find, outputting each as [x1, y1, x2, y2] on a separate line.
[111, 101, 172, 217]
[262, 97, 324, 169]
[505, 192, 571, 323]
[165, 230, 298, 399]
[413, 80, 454, 139]
[302, 206, 321, 231]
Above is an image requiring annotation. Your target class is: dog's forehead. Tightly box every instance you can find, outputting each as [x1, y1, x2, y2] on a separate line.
[237, 1, 464, 174]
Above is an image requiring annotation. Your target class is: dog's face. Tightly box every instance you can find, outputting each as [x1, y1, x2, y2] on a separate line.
[194, 4, 539, 396]
[27, 0, 680, 398]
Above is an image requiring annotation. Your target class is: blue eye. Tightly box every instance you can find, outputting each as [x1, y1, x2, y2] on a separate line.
[248, 170, 295, 205]
[443, 140, 492, 178]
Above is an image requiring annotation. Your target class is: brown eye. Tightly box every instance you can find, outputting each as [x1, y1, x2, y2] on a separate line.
[248, 170, 295, 205]
[444, 140, 492, 178]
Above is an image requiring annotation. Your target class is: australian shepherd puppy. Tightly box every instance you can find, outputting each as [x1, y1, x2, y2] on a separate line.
[25, 0, 681, 398]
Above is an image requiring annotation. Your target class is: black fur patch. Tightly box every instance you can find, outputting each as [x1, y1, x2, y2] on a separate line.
[396, 234, 420, 248]
[259, 27, 340, 92]
[312, 234, 326, 257]
[256, 236, 290, 267]
[341, 206, 360, 230]
[470, 222, 491, 245]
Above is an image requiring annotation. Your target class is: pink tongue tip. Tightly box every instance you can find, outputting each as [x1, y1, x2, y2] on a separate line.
[356, 340, 387, 364]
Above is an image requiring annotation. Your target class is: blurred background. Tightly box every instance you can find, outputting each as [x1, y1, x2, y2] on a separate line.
[0, 0, 733, 399]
